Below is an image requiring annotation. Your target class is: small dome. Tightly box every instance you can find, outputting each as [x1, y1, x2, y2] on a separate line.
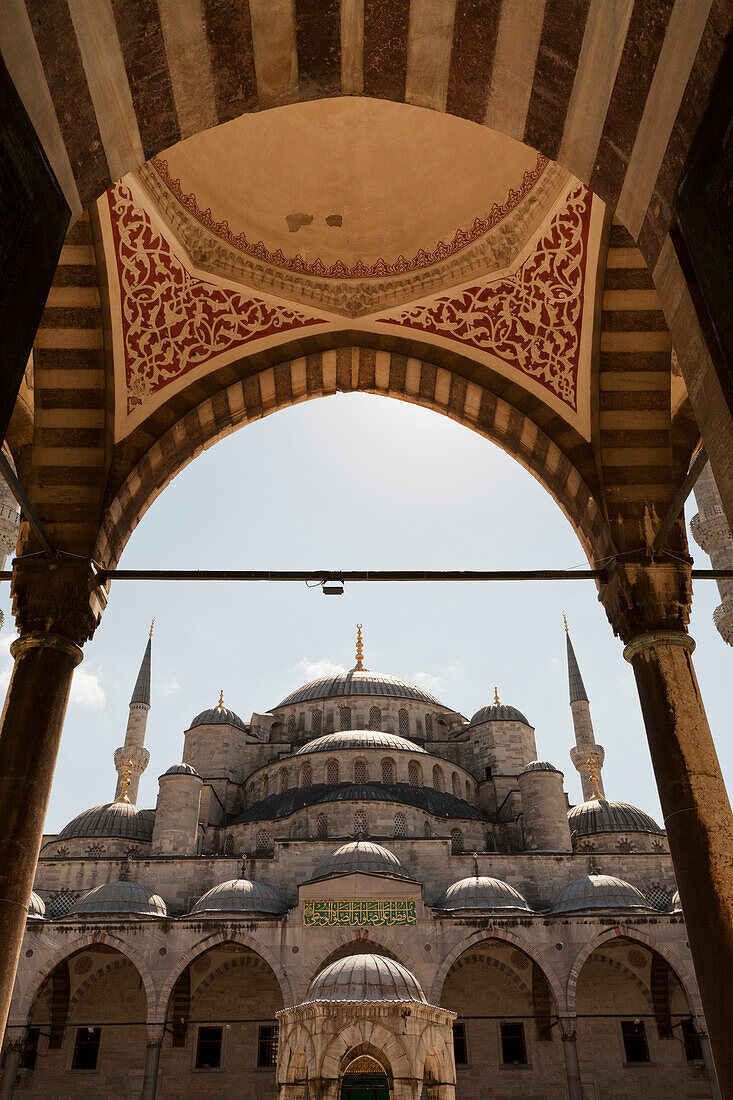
[296, 730, 426, 756]
[190, 878, 286, 916]
[521, 760, 561, 775]
[310, 841, 409, 882]
[551, 874, 652, 914]
[28, 892, 45, 920]
[277, 669, 442, 708]
[469, 703, 530, 727]
[162, 763, 200, 777]
[671, 890, 682, 913]
[568, 799, 663, 838]
[57, 802, 155, 843]
[72, 880, 167, 918]
[308, 954, 426, 1003]
[189, 704, 246, 731]
[436, 876, 532, 913]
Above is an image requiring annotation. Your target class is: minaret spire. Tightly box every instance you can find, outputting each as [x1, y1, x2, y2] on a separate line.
[114, 624, 154, 803]
[564, 616, 605, 801]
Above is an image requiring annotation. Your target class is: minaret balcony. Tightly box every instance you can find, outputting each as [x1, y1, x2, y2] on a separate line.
[690, 505, 731, 551]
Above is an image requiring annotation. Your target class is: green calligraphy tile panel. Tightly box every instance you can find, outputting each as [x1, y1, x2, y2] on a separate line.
[303, 899, 416, 927]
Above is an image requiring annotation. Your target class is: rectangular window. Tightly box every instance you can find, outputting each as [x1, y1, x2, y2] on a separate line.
[71, 1027, 101, 1071]
[681, 1019, 703, 1061]
[452, 1022, 467, 1065]
[500, 1022, 527, 1065]
[19, 1028, 40, 1071]
[257, 1024, 278, 1068]
[621, 1021, 650, 1063]
[195, 1026, 223, 1070]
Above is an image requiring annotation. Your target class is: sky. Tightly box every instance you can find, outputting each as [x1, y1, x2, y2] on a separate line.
[2, 393, 729, 833]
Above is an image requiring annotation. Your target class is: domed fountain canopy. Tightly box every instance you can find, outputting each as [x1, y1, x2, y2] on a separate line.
[568, 799, 663, 838]
[57, 802, 155, 843]
[190, 878, 286, 916]
[308, 954, 426, 1003]
[551, 874, 652, 914]
[296, 730, 426, 755]
[310, 841, 409, 882]
[72, 880, 167, 918]
[28, 892, 46, 920]
[436, 876, 533, 913]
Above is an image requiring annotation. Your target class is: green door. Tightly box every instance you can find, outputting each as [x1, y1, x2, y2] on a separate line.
[340, 1072, 390, 1100]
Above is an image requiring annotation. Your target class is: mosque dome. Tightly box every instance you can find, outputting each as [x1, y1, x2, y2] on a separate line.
[436, 876, 533, 913]
[568, 799, 663, 838]
[72, 880, 167, 918]
[57, 802, 155, 843]
[521, 760, 561, 774]
[307, 954, 426, 1003]
[296, 730, 426, 755]
[190, 878, 286, 916]
[28, 892, 46, 920]
[277, 669, 441, 708]
[469, 702, 530, 727]
[162, 763, 200, 777]
[188, 697, 246, 731]
[310, 841, 409, 882]
[551, 874, 652, 914]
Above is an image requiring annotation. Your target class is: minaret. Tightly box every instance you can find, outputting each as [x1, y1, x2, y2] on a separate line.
[690, 460, 733, 645]
[113, 622, 153, 803]
[564, 616, 606, 801]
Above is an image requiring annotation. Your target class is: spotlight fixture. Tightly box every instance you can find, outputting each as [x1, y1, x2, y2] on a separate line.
[321, 577, 344, 596]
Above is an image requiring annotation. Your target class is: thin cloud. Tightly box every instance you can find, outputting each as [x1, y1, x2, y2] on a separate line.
[70, 667, 106, 710]
[296, 657, 347, 680]
[413, 663, 465, 694]
[162, 676, 181, 696]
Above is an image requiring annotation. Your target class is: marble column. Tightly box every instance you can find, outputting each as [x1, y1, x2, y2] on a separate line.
[0, 1029, 26, 1100]
[697, 1025, 722, 1100]
[558, 1018, 583, 1100]
[141, 1025, 165, 1099]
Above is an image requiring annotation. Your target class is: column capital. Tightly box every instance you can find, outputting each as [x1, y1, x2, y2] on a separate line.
[145, 1022, 166, 1046]
[623, 631, 696, 662]
[10, 557, 107, 645]
[600, 561, 692, 644]
[558, 1016, 578, 1040]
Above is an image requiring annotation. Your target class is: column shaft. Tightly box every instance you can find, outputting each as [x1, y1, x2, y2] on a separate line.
[141, 1040, 162, 1100]
[624, 634, 732, 1097]
[0, 1041, 23, 1100]
[0, 634, 82, 1038]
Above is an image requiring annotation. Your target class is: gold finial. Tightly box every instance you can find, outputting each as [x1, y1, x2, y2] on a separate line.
[586, 753, 600, 800]
[217, 689, 225, 710]
[494, 686, 500, 705]
[354, 624, 365, 671]
[149, 618, 155, 639]
[118, 757, 133, 803]
[563, 612, 568, 633]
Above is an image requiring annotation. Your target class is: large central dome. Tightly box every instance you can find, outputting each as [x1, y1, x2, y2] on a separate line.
[276, 669, 441, 708]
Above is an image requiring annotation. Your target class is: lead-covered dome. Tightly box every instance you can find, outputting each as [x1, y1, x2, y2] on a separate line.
[188, 704, 246, 731]
[162, 763, 200, 777]
[57, 802, 155, 843]
[521, 760, 561, 775]
[469, 703, 530, 727]
[308, 954, 426, 1003]
[277, 669, 441, 707]
[568, 799, 663, 838]
[551, 874, 652, 914]
[296, 730, 426, 755]
[72, 880, 167, 918]
[28, 892, 46, 920]
[436, 876, 532, 913]
[190, 878, 286, 916]
[310, 841, 409, 882]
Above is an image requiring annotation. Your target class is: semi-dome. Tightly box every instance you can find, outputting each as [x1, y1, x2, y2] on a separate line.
[296, 730, 426, 755]
[57, 802, 155, 843]
[190, 878, 286, 916]
[469, 703, 530, 727]
[568, 799, 663, 837]
[28, 892, 46, 920]
[521, 760, 561, 774]
[162, 763, 200, 777]
[72, 880, 167, 918]
[188, 703, 246, 731]
[436, 876, 532, 913]
[551, 874, 652, 914]
[308, 954, 426, 1003]
[277, 669, 442, 708]
[310, 841, 409, 882]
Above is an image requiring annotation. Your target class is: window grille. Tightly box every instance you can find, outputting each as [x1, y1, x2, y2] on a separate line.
[452, 1022, 467, 1065]
[47, 891, 80, 919]
[369, 706, 381, 730]
[500, 1022, 526, 1065]
[311, 709, 323, 735]
[452, 772, 461, 797]
[681, 1019, 703, 1061]
[287, 715, 296, 740]
[645, 885, 672, 911]
[382, 758, 395, 785]
[340, 706, 351, 731]
[279, 769, 289, 794]
[72, 1027, 101, 1071]
[408, 761, 421, 787]
[432, 765, 444, 791]
[354, 811, 368, 838]
[621, 1020, 650, 1063]
[425, 714, 434, 737]
[394, 813, 406, 837]
[55, 846, 69, 857]
[485, 831, 496, 853]
[301, 763, 312, 788]
[451, 828, 464, 854]
[256, 829, 271, 854]
[398, 709, 409, 737]
[257, 1025, 278, 1068]
[19, 1029, 39, 1072]
[465, 780, 472, 801]
[354, 759, 367, 784]
[196, 1026, 223, 1070]
[577, 840, 596, 853]
[261, 775, 269, 798]
[327, 759, 340, 785]
[223, 835, 234, 857]
[317, 814, 328, 839]
[86, 844, 104, 857]
[616, 838, 634, 853]
[424, 820, 432, 837]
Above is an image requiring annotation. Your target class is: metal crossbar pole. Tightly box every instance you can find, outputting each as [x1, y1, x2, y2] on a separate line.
[0, 567, 732, 582]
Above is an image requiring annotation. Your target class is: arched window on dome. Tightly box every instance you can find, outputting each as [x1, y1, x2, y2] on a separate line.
[354, 759, 368, 784]
[381, 758, 395, 785]
[246, 782, 254, 807]
[326, 759, 340, 785]
[425, 714, 434, 738]
[451, 828, 464, 854]
[369, 706, 381, 731]
[223, 835, 235, 857]
[432, 765, 444, 792]
[279, 768, 289, 794]
[354, 811, 368, 839]
[394, 812, 406, 837]
[465, 779, 472, 802]
[261, 774, 269, 799]
[317, 814, 328, 839]
[409, 761, 422, 787]
[300, 763, 313, 788]
[424, 820, 432, 838]
[256, 829, 271, 854]
[339, 706, 351, 731]
[311, 709, 323, 736]
[398, 709, 409, 737]
[452, 772, 461, 797]
[287, 715, 297, 741]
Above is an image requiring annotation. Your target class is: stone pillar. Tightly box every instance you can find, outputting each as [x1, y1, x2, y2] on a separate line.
[0, 1029, 26, 1100]
[697, 1025, 723, 1100]
[558, 1019, 583, 1100]
[518, 764, 572, 852]
[141, 1025, 164, 1100]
